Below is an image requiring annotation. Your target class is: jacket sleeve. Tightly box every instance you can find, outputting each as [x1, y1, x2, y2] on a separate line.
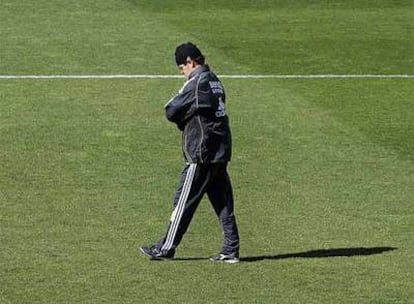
[164, 79, 196, 130]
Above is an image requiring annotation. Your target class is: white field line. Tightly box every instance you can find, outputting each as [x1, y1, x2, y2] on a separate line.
[0, 74, 413, 79]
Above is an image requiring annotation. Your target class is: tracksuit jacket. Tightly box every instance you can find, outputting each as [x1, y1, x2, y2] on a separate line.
[165, 65, 232, 164]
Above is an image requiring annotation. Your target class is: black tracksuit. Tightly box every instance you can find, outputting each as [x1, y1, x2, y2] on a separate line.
[156, 65, 240, 255]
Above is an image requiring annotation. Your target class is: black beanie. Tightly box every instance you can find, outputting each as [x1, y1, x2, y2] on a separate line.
[175, 42, 203, 65]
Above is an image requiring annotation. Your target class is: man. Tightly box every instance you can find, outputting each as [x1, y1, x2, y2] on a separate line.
[140, 42, 240, 263]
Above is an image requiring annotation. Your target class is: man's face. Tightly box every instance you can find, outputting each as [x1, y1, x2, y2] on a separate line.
[178, 58, 196, 78]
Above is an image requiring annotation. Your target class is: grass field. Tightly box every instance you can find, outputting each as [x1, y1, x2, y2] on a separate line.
[1, 1, 413, 303]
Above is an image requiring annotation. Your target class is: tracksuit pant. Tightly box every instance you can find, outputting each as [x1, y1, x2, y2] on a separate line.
[156, 162, 240, 254]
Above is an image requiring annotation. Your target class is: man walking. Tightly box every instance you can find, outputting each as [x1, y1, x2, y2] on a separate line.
[140, 42, 240, 263]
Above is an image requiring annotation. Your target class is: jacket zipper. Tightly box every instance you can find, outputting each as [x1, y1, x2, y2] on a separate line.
[195, 76, 204, 163]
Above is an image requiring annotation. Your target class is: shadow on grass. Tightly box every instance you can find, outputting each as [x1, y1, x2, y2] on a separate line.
[173, 246, 397, 262]
[240, 246, 397, 262]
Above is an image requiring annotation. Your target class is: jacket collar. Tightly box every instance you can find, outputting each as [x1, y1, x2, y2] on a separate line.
[188, 65, 210, 79]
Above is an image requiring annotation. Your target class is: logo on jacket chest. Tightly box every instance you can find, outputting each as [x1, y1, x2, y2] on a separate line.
[215, 98, 226, 117]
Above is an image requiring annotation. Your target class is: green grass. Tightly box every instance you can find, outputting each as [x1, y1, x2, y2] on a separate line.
[1, 1, 413, 303]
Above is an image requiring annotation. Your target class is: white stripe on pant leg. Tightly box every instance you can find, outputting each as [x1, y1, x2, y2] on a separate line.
[162, 164, 196, 251]
[161, 164, 197, 251]
[164, 163, 196, 249]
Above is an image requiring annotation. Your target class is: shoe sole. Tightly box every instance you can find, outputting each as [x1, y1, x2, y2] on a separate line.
[139, 247, 152, 258]
[209, 258, 240, 263]
[139, 247, 173, 261]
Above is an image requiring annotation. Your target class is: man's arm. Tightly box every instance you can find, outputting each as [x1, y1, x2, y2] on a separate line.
[164, 78, 196, 128]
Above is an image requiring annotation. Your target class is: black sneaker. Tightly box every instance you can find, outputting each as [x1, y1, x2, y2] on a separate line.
[209, 252, 240, 263]
[139, 246, 175, 260]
